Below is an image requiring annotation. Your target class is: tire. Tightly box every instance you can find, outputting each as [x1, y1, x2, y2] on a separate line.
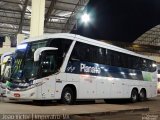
[139, 89, 146, 102]
[130, 89, 138, 103]
[61, 87, 75, 105]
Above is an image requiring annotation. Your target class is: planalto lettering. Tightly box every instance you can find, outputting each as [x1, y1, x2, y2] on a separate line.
[80, 63, 101, 74]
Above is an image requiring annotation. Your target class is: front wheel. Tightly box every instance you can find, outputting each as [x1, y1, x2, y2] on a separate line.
[130, 89, 138, 103]
[61, 87, 75, 105]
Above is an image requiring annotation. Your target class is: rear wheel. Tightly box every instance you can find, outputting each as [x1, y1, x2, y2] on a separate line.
[139, 89, 146, 102]
[61, 87, 75, 105]
[130, 89, 138, 103]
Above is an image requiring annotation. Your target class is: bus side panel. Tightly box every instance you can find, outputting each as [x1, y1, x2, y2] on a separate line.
[109, 79, 130, 99]
[78, 75, 96, 99]
[96, 77, 111, 98]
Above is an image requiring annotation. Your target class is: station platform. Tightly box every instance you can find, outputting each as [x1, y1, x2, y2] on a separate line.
[0, 98, 149, 116]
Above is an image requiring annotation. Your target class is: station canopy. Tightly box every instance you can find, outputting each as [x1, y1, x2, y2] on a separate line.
[134, 25, 160, 46]
[0, 0, 89, 36]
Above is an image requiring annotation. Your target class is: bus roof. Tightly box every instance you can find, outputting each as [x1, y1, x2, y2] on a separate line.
[21, 33, 154, 61]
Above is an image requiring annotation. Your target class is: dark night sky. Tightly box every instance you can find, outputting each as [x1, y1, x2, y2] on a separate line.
[72, 0, 160, 42]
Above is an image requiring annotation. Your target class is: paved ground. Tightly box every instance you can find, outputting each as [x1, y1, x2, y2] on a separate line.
[84, 95, 160, 120]
[0, 98, 148, 114]
[0, 96, 159, 120]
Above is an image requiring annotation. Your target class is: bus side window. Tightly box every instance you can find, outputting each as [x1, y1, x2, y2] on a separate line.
[132, 56, 139, 70]
[120, 53, 128, 68]
[105, 49, 111, 65]
[70, 42, 87, 61]
[85, 45, 92, 62]
[49, 38, 72, 68]
[98, 48, 105, 64]
[127, 55, 134, 69]
[110, 50, 120, 67]
[90, 45, 99, 63]
[40, 51, 57, 77]
[142, 59, 148, 71]
[150, 61, 157, 72]
[110, 50, 114, 66]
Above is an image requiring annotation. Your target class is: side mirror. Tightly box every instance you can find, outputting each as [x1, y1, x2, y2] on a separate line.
[34, 47, 58, 62]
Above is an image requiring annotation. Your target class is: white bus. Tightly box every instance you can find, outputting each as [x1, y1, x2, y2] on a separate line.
[158, 69, 160, 94]
[6, 33, 157, 104]
[0, 52, 14, 96]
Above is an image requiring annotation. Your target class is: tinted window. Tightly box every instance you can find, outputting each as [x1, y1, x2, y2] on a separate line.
[70, 42, 156, 72]
[40, 51, 57, 77]
[49, 38, 72, 68]
[49, 38, 72, 57]
[70, 42, 107, 64]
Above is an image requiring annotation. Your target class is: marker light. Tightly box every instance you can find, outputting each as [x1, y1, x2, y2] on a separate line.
[17, 44, 27, 50]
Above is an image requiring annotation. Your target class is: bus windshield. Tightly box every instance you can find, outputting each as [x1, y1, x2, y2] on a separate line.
[9, 38, 72, 84]
[10, 41, 48, 83]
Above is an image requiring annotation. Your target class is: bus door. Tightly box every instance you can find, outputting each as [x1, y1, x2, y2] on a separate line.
[40, 51, 57, 99]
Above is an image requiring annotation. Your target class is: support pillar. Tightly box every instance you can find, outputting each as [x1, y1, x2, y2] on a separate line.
[30, 0, 45, 37]
[17, 34, 25, 45]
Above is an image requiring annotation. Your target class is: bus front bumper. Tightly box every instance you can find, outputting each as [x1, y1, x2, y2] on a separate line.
[6, 87, 37, 100]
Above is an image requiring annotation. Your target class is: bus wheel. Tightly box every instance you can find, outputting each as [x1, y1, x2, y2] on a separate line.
[139, 89, 146, 102]
[130, 89, 138, 103]
[61, 87, 75, 105]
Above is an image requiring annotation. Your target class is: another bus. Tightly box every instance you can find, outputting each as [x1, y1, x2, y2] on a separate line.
[158, 69, 160, 94]
[5, 33, 157, 104]
[0, 52, 14, 96]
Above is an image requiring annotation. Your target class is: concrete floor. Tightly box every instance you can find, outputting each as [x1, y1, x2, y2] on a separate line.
[0, 97, 154, 120]
[0, 99, 148, 114]
[85, 96, 160, 120]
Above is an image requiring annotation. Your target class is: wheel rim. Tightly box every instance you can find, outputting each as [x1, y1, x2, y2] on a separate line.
[132, 94, 137, 101]
[140, 90, 146, 101]
[64, 92, 71, 102]
[131, 91, 137, 102]
[140, 92, 144, 98]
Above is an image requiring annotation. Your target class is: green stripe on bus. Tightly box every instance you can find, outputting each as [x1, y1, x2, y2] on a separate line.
[143, 72, 152, 81]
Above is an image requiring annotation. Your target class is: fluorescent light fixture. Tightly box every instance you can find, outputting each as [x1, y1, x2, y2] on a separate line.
[17, 44, 27, 50]
[81, 13, 90, 24]
[120, 72, 125, 75]
[152, 63, 157, 67]
[100, 67, 105, 69]
[129, 73, 136, 76]
[22, 30, 30, 35]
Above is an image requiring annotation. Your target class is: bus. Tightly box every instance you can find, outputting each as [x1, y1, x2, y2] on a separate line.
[0, 52, 14, 96]
[5, 33, 157, 104]
[158, 69, 160, 94]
